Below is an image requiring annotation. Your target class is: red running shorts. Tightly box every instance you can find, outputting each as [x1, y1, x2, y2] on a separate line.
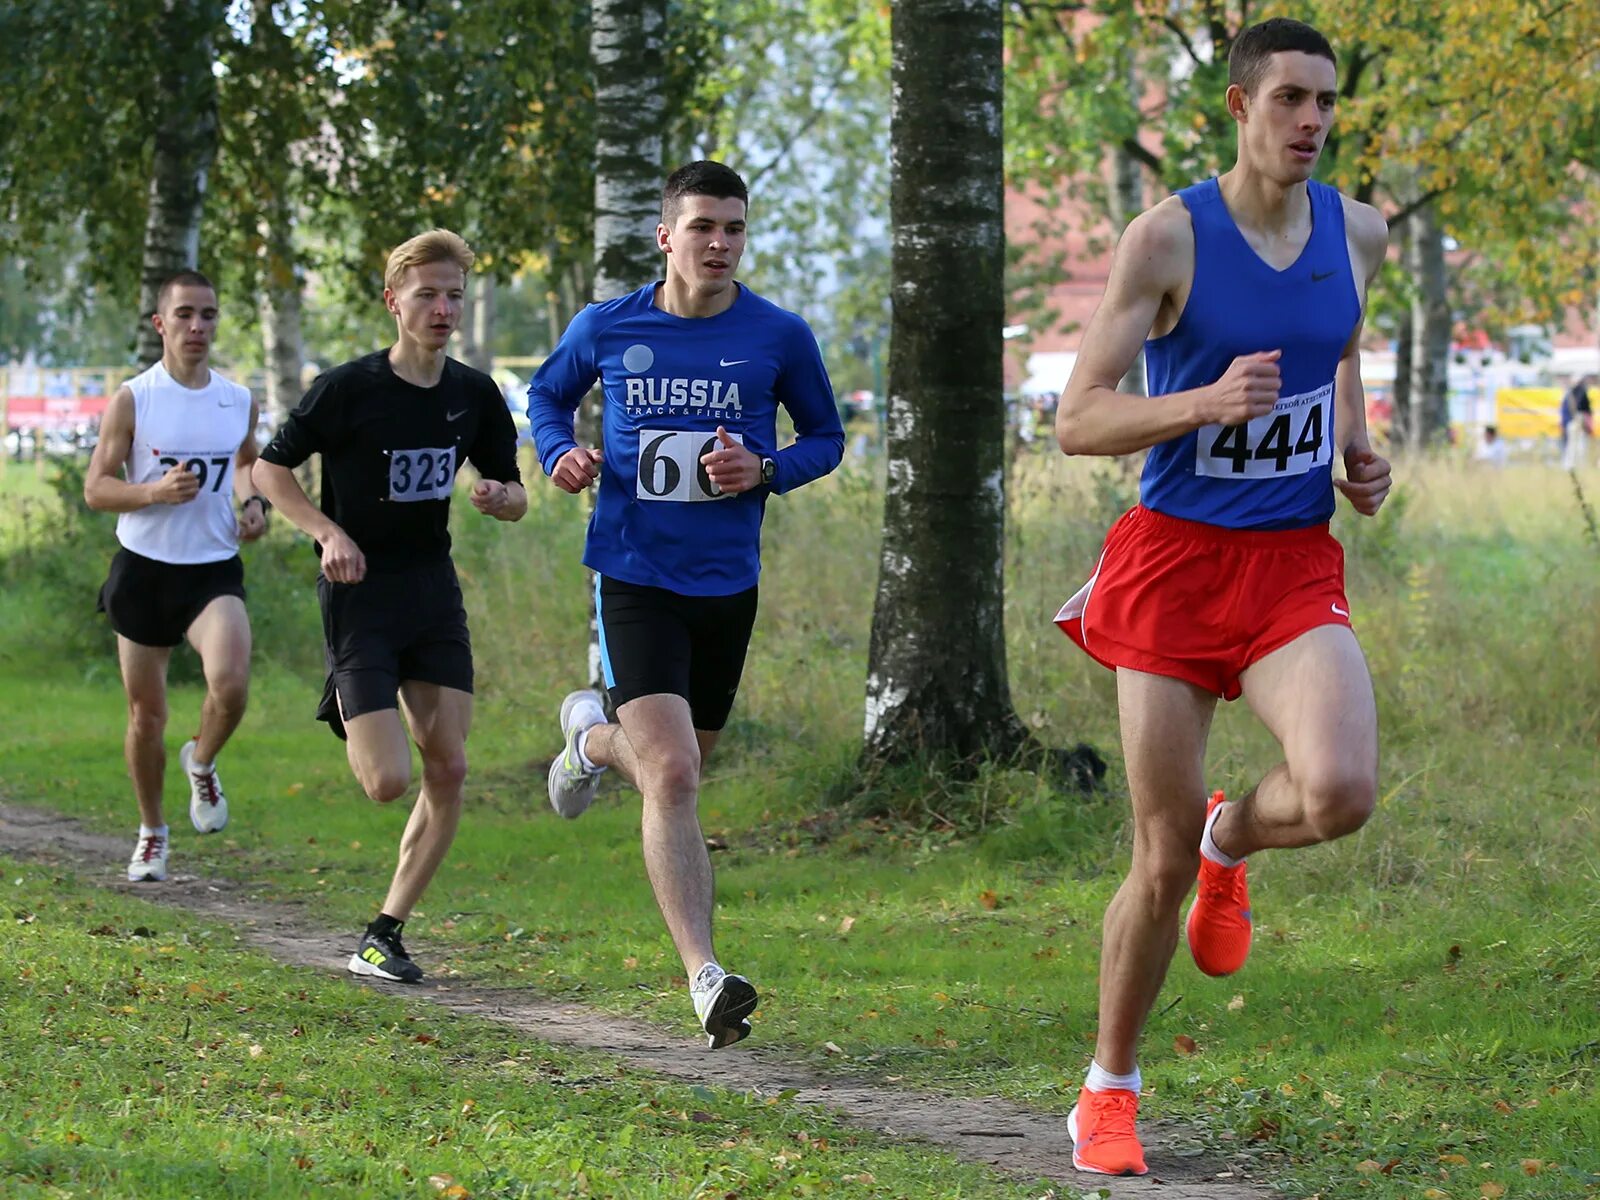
[1055, 505, 1352, 701]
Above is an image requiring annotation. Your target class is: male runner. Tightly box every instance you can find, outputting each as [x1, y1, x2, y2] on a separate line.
[85, 270, 266, 882]
[1050, 19, 1392, 1175]
[528, 160, 844, 1048]
[253, 229, 526, 984]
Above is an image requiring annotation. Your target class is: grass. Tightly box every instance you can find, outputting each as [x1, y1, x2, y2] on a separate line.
[1, 450, 1598, 1199]
[0, 855, 1061, 1199]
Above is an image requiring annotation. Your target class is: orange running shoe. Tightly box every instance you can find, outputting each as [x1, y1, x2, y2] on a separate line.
[1186, 790, 1253, 976]
[1067, 1086, 1148, 1176]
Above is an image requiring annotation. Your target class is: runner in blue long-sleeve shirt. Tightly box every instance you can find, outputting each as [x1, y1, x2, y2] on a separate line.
[528, 160, 843, 1049]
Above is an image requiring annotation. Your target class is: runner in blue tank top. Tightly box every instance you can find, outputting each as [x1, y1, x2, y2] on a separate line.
[529, 161, 844, 1052]
[1050, 20, 1392, 1176]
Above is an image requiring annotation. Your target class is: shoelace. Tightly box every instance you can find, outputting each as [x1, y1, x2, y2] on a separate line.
[193, 769, 221, 808]
[1085, 1091, 1139, 1139]
[137, 836, 166, 863]
[1199, 860, 1247, 907]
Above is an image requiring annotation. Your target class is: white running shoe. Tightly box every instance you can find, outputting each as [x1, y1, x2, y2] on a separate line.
[547, 690, 607, 819]
[127, 831, 168, 882]
[690, 962, 758, 1049]
[180, 738, 228, 834]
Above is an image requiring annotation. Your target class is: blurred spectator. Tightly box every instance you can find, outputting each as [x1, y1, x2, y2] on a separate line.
[1561, 376, 1593, 469]
[1473, 424, 1508, 467]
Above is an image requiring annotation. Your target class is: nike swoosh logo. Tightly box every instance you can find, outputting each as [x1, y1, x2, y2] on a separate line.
[1311, 270, 1336, 282]
[719, 358, 749, 367]
[446, 409, 467, 421]
[1331, 603, 1349, 617]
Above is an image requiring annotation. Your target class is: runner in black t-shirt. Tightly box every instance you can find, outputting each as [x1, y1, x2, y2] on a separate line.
[254, 229, 526, 983]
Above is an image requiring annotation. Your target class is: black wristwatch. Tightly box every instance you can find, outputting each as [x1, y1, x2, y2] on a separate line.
[759, 456, 777, 486]
[244, 494, 272, 514]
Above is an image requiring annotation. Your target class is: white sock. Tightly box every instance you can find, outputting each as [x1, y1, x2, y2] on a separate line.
[189, 757, 214, 776]
[575, 726, 605, 773]
[1200, 800, 1244, 868]
[1085, 1060, 1141, 1094]
[138, 824, 169, 840]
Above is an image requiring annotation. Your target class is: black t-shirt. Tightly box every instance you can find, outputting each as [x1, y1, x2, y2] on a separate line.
[260, 350, 521, 570]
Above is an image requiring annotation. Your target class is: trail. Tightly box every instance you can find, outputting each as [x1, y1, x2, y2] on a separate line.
[0, 799, 1277, 1198]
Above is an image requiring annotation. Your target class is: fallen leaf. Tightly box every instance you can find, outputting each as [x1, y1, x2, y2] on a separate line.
[1520, 1159, 1543, 1175]
[428, 1175, 455, 1192]
[292, 1156, 313, 1169]
[1355, 1160, 1382, 1174]
[460, 1099, 476, 1115]
[1227, 994, 1245, 1012]
[1422, 1190, 1450, 1200]
[1493, 1100, 1513, 1115]
[248, 1044, 264, 1059]
[838, 915, 856, 935]
[1173, 1034, 1198, 1056]
[1480, 1183, 1506, 1199]
[623, 956, 639, 970]
[979, 889, 999, 910]
[822, 1041, 845, 1056]
[1441, 1154, 1470, 1166]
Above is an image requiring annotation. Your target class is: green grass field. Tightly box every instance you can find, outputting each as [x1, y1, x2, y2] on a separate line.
[2, 451, 1597, 1199]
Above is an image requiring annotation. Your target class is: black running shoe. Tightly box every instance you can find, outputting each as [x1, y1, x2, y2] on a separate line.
[347, 928, 424, 983]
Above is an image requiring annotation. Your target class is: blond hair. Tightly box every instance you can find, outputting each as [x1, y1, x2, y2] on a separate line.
[384, 229, 475, 292]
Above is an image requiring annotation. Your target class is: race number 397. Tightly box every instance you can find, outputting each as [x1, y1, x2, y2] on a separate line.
[387, 447, 456, 502]
[1195, 381, 1334, 479]
[635, 428, 742, 502]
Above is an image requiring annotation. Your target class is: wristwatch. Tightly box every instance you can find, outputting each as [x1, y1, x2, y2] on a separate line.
[244, 494, 272, 514]
[759, 456, 777, 486]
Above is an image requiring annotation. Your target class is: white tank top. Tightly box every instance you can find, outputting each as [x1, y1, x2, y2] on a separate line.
[116, 362, 254, 564]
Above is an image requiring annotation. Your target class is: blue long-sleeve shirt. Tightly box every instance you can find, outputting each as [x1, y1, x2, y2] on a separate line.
[529, 282, 845, 596]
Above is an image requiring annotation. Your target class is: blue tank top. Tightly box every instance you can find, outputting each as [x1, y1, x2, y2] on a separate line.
[1140, 178, 1361, 529]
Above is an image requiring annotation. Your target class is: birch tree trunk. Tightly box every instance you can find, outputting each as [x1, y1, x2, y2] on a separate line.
[586, 0, 665, 692]
[136, 0, 221, 366]
[259, 200, 304, 427]
[1408, 200, 1452, 447]
[458, 275, 496, 374]
[861, 0, 1026, 764]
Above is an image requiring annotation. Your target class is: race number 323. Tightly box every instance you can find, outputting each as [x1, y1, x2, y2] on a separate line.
[636, 428, 742, 502]
[387, 447, 456, 502]
[1196, 382, 1333, 479]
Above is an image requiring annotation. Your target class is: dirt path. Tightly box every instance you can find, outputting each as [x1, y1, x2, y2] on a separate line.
[0, 800, 1278, 1198]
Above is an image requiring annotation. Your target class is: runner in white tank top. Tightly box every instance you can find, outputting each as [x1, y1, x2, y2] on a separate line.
[84, 270, 268, 883]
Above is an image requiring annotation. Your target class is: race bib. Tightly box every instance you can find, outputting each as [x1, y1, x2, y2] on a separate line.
[387, 446, 456, 502]
[156, 451, 234, 494]
[1195, 382, 1333, 479]
[635, 428, 742, 503]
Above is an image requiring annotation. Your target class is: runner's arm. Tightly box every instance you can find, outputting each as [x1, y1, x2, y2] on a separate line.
[1057, 203, 1279, 456]
[1333, 200, 1393, 517]
[527, 307, 601, 477]
[467, 381, 528, 521]
[769, 318, 844, 494]
[83, 385, 198, 511]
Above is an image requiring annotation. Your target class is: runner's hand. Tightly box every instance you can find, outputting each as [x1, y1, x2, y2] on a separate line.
[151, 462, 200, 505]
[471, 478, 511, 516]
[237, 500, 267, 542]
[319, 526, 366, 584]
[552, 446, 603, 493]
[1335, 446, 1392, 516]
[699, 426, 760, 495]
[1203, 351, 1281, 426]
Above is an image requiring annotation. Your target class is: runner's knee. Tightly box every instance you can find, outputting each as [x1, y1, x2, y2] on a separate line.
[360, 765, 412, 805]
[419, 747, 468, 794]
[206, 670, 249, 717]
[127, 696, 167, 740]
[642, 751, 701, 805]
[1299, 767, 1376, 841]
[1129, 838, 1203, 911]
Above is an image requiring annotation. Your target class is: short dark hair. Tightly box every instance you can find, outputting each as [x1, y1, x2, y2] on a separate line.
[661, 160, 748, 227]
[157, 269, 215, 310]
[1228, 18, 1336, 95]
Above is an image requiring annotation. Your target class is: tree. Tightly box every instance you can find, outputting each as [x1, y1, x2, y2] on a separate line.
[864, 0, 1100, 787]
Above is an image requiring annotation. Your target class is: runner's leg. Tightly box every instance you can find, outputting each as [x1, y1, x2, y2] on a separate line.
[117, 637, 174, 830]
[1212, 625, 1377, 858]
[377, 681, 472, 922]
[1096, 668, 1216, 1074]
[185, 594, 251, 764]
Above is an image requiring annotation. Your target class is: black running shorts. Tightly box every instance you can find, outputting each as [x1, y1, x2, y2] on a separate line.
[316, 560, 473, 731]
[98, 548, 246, 648]
[596, 575, 758, 732]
